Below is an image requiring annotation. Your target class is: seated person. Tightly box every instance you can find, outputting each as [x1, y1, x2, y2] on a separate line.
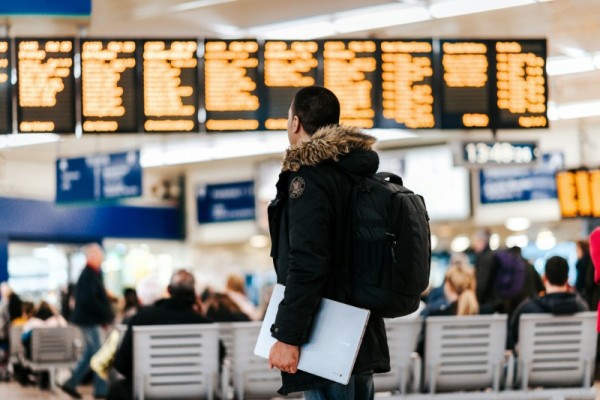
[109, 270, 218, 400]
[508, 255, 589, 350]
[19, 301, 67, 388]
[417, 264, 479, 356]
[21, 301, 68, 359]
[205, 292, 251, 322]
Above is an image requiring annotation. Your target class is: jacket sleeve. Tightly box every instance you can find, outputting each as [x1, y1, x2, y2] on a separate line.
[272, 168, 334, 345]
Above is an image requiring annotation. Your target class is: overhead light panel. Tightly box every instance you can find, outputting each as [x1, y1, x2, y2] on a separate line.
[505, 217, 531, 232]
[554, 99, 600, 120]
[169, 0, 237, 13]
[247, 18, 336, 40]
[333, 5, 431, 33]
[428, 0, 535, 19]
[546, 55, 595, 76]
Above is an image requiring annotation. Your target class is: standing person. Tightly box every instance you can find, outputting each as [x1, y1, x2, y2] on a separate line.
[60, 243, 114, 399]
[575, 239, 598, 310]
[471, 229, 498, 313]
[267, 86, 389, 399]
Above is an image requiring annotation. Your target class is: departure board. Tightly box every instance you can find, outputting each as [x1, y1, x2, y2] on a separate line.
[143, 39, 198, 132]
[204, 40, 260, 131]
[80, 39, 138, 133]
[0, 40, 11, 133]
[323, 40, 377, 129]
[379, 40, 436, 129]
[556, 169, 600, 218]
[17, 38, 75, 133]
[439, 39, 491, 129]
[263, 40, 319, 130]
[493, 40, 547, 129]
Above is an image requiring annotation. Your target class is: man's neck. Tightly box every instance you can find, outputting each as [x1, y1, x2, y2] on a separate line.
[545, 284, 568, 294]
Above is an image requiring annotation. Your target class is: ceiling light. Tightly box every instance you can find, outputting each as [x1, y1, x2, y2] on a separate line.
[0, 133, 60, 149]
[505, 234, 529, 248]
[169, 0, 237, 13]
[430, 234, 438, 251]
[546, 55, 595, 76]
[556, 99, 600, 120]
[489, 233, 500, 251]
[333, 5, 430, 33]
[505, 217, 531, 232]
[428, 0, 535, 19]
[450, 235, 470, 253]
[535, 230, 556, 250]
[249, 234, 270, 249]
[247, 18, 336, 40]
[547, 101, 558, 121]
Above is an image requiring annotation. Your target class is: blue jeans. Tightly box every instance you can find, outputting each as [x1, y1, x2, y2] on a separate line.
[65, 325, 107, 396]
[304, 372, 374, 400]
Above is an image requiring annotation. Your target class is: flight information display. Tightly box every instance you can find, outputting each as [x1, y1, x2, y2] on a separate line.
[263, 40, 319, 130]
[323, 40, 377, 129]
[493, 40, 548, 129]
[143, 39, 198, 132]
[0, 40, 11, 133]
[204, 40, 260, 132]
[80, 39, 138, 133]
[439, 39, 491, 129]
[556, 169, 600, 218]
[17, 38, 75, 133]
[379, 40, 436, 129]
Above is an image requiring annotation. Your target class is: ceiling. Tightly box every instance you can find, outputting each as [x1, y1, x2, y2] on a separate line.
[1, 0, 599, 165]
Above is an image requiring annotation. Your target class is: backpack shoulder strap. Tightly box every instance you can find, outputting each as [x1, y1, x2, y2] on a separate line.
[375, 172, 403, 186]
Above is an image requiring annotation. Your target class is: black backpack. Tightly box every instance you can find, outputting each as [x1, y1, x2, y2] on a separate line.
[348, 172, 431, 318]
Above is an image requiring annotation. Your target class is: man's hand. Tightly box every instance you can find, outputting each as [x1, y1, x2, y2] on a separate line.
[268, 340, 300, 374]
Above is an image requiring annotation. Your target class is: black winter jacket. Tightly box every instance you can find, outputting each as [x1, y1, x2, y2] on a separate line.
[71, 266, 113, 326]
[268, 125, 390, 395]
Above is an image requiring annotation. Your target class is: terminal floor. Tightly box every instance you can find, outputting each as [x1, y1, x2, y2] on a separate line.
[0, 381, 600, 399]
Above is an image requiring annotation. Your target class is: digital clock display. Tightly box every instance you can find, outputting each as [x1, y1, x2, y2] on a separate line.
[460, 141, 539, 167]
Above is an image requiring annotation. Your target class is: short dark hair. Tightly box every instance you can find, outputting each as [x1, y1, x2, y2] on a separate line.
[292, 86, 340, 135]
[545, 256, 569, 286]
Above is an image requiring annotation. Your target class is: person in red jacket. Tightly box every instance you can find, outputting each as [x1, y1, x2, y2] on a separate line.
[588, 227, 600, 332]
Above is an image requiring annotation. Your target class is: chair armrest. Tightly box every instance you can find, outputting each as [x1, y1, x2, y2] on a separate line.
[410, 351, 422, 393]
[220, 358, 232, 400]
[504, 350, 514, 390]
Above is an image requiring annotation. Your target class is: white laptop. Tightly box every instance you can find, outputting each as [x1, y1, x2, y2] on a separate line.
[254, 284, 370, 384]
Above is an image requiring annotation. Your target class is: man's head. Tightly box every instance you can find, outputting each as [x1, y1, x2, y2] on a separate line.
[167, 269, 196, 304]
[471, 229, 491, 253]
[84, 243, 104, 271]
[287, 86, 340, 145]
[544, 255, 569, 288]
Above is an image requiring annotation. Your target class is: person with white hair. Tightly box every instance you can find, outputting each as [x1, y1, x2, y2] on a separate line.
[60, 243, 114, 399]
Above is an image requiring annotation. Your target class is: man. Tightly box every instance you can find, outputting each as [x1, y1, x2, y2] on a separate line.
[60, 243, 114, 399]
[471, 229, 498, 312]
[109, 270, 215, 399]
[508, 255, 589, 350]
[268, 86, 389, 399]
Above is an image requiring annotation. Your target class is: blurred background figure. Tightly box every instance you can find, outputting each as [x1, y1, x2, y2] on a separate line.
[18, 301, 68, 388]
[225, 274, 260, 321]
[205, 292, 251, 322]
[471, 229, 496, 308]
[575, 239, 598, 310]
[60, 243, 114, 399]
[417, 264, 480, 356]
[118, 288, 140, 323]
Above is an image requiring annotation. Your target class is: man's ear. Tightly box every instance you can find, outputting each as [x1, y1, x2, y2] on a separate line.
[291, 115, 301, 133]
[166, 285, 172, 296]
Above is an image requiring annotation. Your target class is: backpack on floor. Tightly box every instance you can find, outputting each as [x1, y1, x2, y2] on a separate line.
[348, 172, 431, 318]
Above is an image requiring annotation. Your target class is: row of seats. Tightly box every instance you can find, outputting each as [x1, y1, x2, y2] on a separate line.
[7, 312, 598, 400]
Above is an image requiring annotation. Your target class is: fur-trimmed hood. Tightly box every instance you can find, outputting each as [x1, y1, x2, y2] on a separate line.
[282, 124, 378, 173]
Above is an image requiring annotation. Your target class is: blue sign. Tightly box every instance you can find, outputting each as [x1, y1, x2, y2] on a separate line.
[0, 0, 91, 16]
[56, 151, 142, 203]
[197, 181, 255, 224]
[479, 152, 564, 204]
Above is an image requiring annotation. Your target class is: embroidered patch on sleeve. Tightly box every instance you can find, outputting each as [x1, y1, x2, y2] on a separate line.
[289, 176, 306, 198]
